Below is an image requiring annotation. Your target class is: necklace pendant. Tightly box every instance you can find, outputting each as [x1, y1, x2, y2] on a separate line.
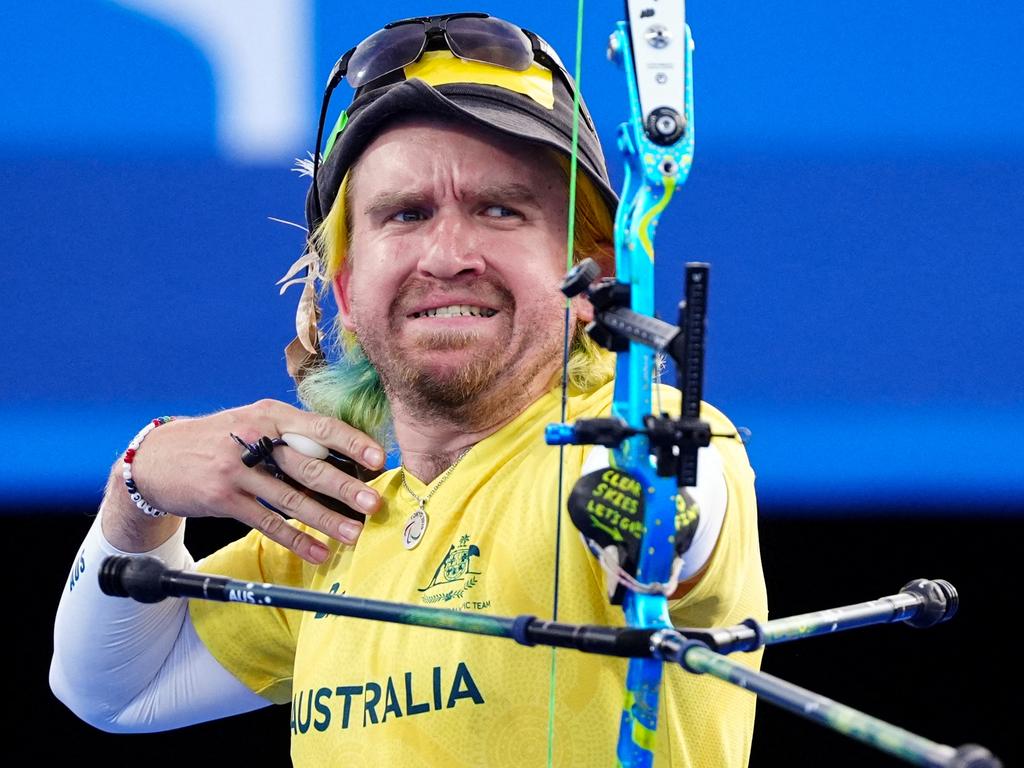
[403, 503, 428, 550]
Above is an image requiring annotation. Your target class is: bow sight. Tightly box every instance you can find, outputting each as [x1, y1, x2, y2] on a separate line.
[546, 257, 714, 488]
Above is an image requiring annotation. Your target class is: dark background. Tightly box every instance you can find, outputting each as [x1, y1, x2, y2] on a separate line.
[22, 509, 1016, 766]
[4, 1, 1019, 765]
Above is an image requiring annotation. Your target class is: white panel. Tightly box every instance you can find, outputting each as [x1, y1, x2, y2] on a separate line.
[114, 0, 312, 163]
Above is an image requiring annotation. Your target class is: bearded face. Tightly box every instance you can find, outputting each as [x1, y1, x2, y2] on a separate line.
[335, 117, 584, 428]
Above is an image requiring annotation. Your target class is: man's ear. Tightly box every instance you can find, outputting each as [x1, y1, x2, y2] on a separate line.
[574, 293, 596, 323]
[332, 268, 357, 332]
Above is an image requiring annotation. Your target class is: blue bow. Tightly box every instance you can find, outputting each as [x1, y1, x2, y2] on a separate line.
[546, 3, 702, 764]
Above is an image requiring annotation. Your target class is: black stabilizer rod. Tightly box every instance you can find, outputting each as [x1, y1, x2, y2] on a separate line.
[653, 633, 1001, 768]
[677, 578, 959, 654]
[99, 555, 655, 658]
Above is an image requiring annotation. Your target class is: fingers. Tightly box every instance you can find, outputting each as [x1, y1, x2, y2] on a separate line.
[133, 399, 388, 564]
[252, 400, 385, 471]
[236, 470, 365, 563]
[270, 445, 382, 517]
[229, 492, 338, 565]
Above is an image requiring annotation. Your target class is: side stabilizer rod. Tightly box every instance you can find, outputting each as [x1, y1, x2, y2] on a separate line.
[678, 578, 958, 654]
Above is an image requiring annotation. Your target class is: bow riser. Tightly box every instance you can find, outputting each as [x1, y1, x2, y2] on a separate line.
[608, 16, 696, 768]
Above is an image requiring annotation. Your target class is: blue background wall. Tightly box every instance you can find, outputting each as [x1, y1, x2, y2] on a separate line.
[2, 1, 1021, 509]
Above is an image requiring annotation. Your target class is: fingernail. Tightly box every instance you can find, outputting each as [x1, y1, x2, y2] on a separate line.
[339, 520, 362, 542]
[356, 490, 378, 512]
[363, 446, 384, 467]
[311, 542, 330, 562]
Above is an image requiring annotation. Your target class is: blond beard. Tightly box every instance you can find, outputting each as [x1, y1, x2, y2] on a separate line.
[358, 317, 565, 431]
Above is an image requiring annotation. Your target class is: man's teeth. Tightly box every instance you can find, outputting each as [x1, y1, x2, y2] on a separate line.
[413, 305, 498, 318]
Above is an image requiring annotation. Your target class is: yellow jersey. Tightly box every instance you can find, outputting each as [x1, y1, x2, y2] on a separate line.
[190, 381, 767, 767]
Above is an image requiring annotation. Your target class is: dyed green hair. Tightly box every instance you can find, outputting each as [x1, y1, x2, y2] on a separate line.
[297, 153, 616, 444]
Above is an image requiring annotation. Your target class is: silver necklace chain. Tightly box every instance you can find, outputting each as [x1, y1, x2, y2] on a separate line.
[400, 448, 471, 511]
[399, 449, 471, 550]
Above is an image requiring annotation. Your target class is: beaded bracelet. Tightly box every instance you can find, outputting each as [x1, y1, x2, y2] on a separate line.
[122, 416, 175, 517]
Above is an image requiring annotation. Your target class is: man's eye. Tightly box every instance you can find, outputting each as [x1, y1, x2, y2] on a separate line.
[482, 205, 518, 218]
[391, 210, 426, 223]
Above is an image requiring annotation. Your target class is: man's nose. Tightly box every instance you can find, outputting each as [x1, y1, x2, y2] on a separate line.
[416, 213, 486, 279]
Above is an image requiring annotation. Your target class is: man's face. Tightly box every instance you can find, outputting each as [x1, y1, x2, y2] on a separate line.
[334, 116, 589, 425]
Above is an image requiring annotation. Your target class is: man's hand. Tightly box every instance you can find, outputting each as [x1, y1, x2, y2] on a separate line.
[100, 400, 386, 564]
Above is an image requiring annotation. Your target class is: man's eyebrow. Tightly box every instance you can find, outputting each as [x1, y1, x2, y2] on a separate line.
[362, 192, 423, 219]
[361, 183, 546, 218]
[473, 182, 545, 207]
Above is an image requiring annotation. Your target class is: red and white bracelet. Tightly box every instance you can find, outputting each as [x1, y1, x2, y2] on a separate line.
[122, 416, 175, 517]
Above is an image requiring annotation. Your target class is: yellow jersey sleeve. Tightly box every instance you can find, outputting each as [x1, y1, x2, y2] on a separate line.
[189, 526, 326, 704]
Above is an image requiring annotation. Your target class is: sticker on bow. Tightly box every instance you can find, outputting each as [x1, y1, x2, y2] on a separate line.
[568, 467, 647, 602]
[569, 468, 701, 603]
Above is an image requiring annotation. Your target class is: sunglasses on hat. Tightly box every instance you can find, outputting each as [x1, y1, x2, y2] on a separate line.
[339, 12, 570, 90]
[309, 12, 586, 224]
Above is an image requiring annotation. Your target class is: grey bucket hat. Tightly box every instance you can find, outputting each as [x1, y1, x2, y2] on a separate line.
[304, 59, 618, 233]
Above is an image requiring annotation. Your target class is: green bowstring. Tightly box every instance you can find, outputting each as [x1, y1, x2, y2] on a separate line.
[549, 1, 587, 766]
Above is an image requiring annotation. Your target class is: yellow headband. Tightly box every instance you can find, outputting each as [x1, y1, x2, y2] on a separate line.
[403, 50, 555, 109]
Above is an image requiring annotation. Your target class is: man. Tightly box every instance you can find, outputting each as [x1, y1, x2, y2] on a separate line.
[52, 13, 767, 766]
